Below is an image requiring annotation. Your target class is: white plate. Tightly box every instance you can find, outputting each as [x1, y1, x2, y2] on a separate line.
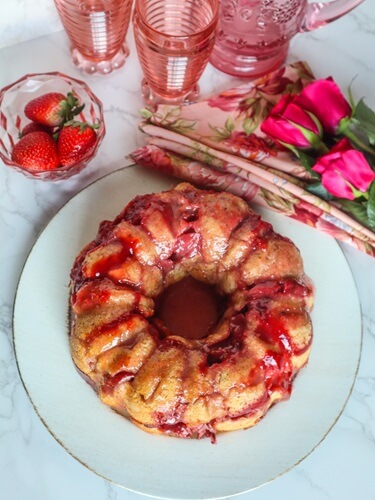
[13, 166, 362, 499]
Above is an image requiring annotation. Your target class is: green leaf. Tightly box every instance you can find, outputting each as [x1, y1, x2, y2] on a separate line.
[306, 182, 334, 201]
[243, 117, 257, 135]
[225, 117, 235, 133]
[208, 124, 232, 141]
[139, 108, 154, 119]
[350, 117, 375, 148]
[244, 97, 257, 107]
[367, 181, 375, 229]
[353, 98, 375, 124]
[244, 99, 262, 133]
[168, 118, 197, 133]
[294, 150, 319, 175]
[352, 98, 375, 146]
[339, 199, 371, 228]
[347, 79, 356, 110]
[365, 150, 375, 170]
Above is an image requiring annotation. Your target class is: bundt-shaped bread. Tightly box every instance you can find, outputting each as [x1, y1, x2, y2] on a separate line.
[70, 183, 314, 440]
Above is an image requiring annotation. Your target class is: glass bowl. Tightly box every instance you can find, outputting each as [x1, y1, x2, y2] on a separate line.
[0, 72, 105, 181]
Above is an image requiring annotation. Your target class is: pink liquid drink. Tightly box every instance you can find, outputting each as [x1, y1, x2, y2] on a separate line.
[210, 0, 364, 78]
[133, 0, 218, 106]
[54, 0, 133, 74]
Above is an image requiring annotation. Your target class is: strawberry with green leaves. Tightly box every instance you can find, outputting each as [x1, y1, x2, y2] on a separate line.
[11, 131, 60, 171]
[24, 92, 84, 128]
[57, 121, 98, 167]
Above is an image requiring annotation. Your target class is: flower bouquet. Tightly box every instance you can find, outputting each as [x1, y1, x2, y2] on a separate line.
[261, 77, 375, 232]
[130, 62, 375, 257]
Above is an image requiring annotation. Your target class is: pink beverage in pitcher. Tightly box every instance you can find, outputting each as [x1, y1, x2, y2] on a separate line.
[210, 0, 364, 78]
[133, 0, 218, 106]
[54, 0, 133, 74]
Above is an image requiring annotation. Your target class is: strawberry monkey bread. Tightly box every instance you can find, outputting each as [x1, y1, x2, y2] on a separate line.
[69, 183, 314, 440]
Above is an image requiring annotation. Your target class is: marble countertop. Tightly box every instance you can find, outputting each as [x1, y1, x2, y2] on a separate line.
[1, 2, 375, 499]
[0, 0, 62, 50]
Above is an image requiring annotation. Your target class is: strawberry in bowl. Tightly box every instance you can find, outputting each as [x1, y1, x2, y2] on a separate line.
[57, 120, 99, 167]
[12, 131, 60, 171]
[0, 72, 105, 181]
[24, 91, 84, 127]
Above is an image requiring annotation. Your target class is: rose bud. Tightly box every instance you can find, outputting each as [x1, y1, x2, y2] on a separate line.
[295, 77, 352, 135]
[312, 138, 375, 200]
[260, 94, 325, 152]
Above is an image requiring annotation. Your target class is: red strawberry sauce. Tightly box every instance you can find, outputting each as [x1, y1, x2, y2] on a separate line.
[85, 236, 138, 278]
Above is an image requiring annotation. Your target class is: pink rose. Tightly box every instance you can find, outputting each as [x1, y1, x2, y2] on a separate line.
[312, 138, 375, 200]
[295, 78, 352, 134]
[260, 94, 323, 150]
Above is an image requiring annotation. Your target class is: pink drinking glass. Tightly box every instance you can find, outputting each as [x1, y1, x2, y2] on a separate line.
[54, 0, 133, 75]
[210, 0, 365, 78]
[133, 0, 219, 107]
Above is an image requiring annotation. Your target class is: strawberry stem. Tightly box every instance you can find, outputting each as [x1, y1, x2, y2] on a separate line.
[57, 92, 86, 127]
[61, 119, 101, 133]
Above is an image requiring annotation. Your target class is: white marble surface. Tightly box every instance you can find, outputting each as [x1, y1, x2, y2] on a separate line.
[0, 0, 62, 49]
[1, 2, 375, 499]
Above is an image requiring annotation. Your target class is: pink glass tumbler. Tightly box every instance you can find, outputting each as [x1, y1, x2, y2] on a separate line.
[210, 0, 365, 78]
[133, 0, 219, 106]
[54, 0, 133, 75]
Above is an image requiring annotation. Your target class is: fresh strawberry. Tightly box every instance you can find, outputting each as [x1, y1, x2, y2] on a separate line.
[11, 131, 60, 171]
[20, 122, 53, 137]
[57, 121, 98, 167]
[24, 92, 84, 127]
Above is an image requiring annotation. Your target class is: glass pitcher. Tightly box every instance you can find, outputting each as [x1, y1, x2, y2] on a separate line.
[210, 0, 364, 77]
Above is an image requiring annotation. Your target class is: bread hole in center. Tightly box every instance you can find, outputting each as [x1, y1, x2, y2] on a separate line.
[155, 276, 225, 340]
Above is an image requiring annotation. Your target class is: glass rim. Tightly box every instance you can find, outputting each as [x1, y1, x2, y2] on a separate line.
[0, 71, 103, 103]
[134, 0, 219, 41]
